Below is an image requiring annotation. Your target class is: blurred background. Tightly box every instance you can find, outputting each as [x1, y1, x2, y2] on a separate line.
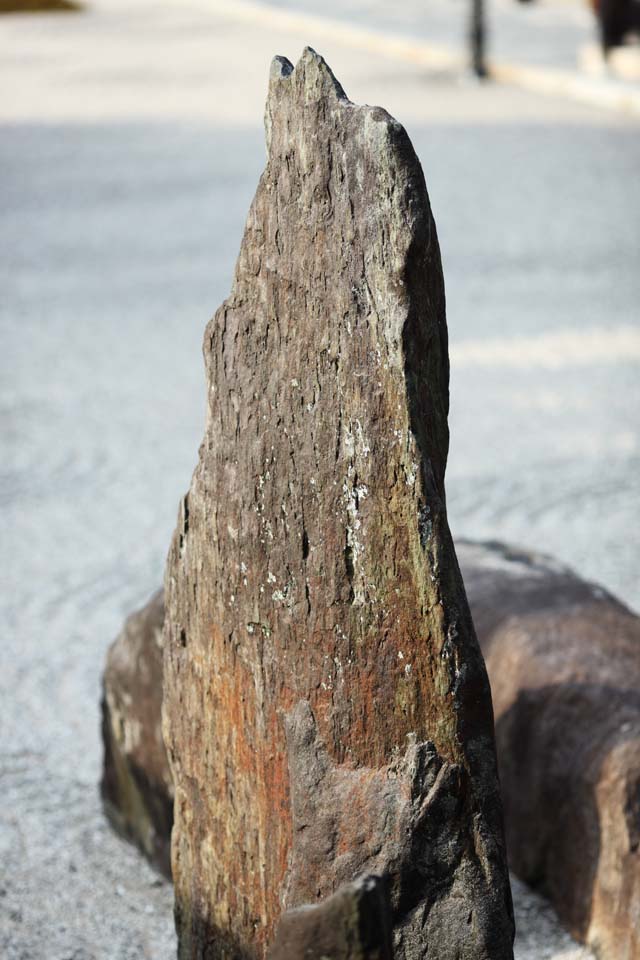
[1, 1, 639, 958]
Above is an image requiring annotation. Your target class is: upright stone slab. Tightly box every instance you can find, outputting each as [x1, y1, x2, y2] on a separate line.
[163, 48, 513, 959]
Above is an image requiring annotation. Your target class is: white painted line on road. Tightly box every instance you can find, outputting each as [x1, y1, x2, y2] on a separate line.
[210, 0, 640, 118]
[451, 326, 640, 370]
[491, 60, 640, 118]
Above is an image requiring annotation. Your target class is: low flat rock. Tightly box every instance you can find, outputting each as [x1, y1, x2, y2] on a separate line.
[459, 540, 640, 960]
[101, 589, 173, 878]
[162, 47, 513, 960]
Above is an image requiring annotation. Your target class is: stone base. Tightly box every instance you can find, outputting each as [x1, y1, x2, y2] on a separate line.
[101, 541, 640, 957]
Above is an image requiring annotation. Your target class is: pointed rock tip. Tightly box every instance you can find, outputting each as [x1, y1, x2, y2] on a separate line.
[267, 47, 347, 102]
[269, 55, 294, 82]
[265, 48, 348, 151]
[298, 46, 324, 68]
[296, 46, 347, 101]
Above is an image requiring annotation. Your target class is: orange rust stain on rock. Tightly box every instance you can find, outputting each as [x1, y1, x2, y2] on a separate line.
[196, 624, 294, 953]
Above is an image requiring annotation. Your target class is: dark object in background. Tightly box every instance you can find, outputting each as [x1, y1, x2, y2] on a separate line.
[101, 589, 173, 878]
[591, 0, 640, 52]
[470, 0, 488, 77]
[459, 540, 640, 960]
[268, 876, 394, 960]
[0, 0, 79, 11]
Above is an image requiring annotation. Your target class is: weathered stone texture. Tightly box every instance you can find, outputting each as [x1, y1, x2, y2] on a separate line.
[101, 589, 173, 877]
[162, 48, 513, 959]
[459, 540, 640, 960]
[269, 875, 393, 960]
[101, 540, 640, 958]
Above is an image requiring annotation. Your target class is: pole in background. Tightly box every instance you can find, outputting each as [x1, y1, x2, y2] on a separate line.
[470, 0, 488, 77]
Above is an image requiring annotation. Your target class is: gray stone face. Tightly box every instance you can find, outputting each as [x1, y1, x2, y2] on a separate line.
[161, 48, 513, 959]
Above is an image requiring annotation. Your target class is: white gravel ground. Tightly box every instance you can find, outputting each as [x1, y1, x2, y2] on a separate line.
[2, 2, 638, 958]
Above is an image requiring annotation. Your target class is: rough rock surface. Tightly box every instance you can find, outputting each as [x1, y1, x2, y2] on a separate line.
[101, 539, 640, 959]
[101, 589, 173, 877]
[458, 540, 640, 960]
[162, 48, 513, 960]
[269, 875, 393, 960]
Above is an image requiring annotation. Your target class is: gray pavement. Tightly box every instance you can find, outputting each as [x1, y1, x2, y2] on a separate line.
[1, 2, 638, 958]
[266, 0, 597, 70]
[253, 0, 640, 113]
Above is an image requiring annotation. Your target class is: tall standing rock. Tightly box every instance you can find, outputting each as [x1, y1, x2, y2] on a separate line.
[163, 48, 513, 960]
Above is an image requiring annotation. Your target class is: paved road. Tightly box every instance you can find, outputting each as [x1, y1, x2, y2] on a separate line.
[266, 0, 598, 70]
[1, 2, 638, 958]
